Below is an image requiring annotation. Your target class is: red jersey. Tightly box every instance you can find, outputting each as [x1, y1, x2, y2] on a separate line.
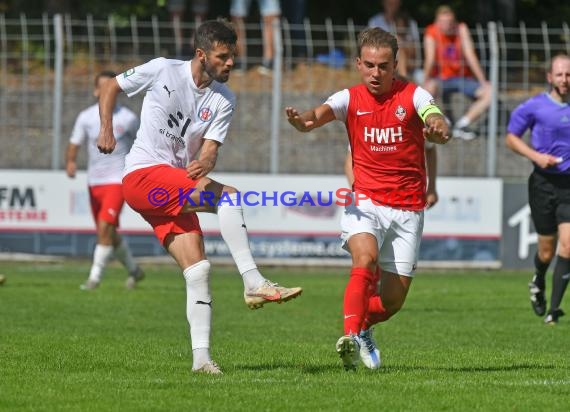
[424, 22, 473, 80]
[344, 80, 427, 210]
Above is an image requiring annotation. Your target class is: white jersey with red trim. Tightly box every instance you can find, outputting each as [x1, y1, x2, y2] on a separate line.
[69, 104, 138, 186]
[326, 80, 434, 210]
[117, 58, 235, 176]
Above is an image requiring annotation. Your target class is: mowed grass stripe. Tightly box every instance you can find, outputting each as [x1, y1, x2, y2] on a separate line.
[0, 262, 568, 411]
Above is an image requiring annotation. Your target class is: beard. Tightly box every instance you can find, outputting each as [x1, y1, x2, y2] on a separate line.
[202, 59, 230, 83]
[553, 84, 569, 101]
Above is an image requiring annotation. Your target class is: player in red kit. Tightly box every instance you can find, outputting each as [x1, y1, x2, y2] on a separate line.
[286, 27, 450, 370]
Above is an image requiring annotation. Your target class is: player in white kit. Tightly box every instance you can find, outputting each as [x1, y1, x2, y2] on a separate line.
[66, 71, 144, 291]
[95, 21, 302, 374]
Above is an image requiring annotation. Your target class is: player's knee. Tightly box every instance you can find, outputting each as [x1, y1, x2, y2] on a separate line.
[538, 248, 555, 263]
[556, 242, 570, 258]
[383, 300, 404, 316]
[224, 185, 238, 195]
[352, 257, 377, 274]
[183, 260, 211, 287]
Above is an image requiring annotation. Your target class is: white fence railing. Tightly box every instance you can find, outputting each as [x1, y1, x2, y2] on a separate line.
[1, 14, 569, 177]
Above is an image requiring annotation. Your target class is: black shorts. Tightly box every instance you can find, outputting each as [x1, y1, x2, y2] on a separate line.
[528, 169, 570, 235]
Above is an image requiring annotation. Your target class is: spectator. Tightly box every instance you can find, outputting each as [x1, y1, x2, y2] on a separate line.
[168, 0, 210, 57]
[66, 71, 144, 291]
[230, 0, 281, 74]
[422, 5, 491, 140]
[505, 53, 570, 325]
[368, 0, 421, 82]
[281, 0, 307, 63]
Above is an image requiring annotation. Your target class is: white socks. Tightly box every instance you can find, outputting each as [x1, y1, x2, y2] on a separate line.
[183, 260, 212, 369]
[455, 116, 470, 129]
[217, 193, 266, 291]
[88, 244, 113, 282]
[114, 238, 138, 273]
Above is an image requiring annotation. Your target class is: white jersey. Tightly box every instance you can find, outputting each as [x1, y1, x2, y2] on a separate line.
[117, 58, 235, 175]
[69, 104, 139, 185]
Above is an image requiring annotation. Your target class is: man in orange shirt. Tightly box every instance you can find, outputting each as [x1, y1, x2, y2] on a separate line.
[422, 5, 491, 140]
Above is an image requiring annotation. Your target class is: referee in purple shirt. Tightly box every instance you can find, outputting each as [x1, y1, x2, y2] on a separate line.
[506, 53, 570, 325]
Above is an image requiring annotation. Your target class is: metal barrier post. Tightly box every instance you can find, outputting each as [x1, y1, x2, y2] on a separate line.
[270, 18, 283, 174]
[487, 22, 499, 178]
[52, 14, 63, 170]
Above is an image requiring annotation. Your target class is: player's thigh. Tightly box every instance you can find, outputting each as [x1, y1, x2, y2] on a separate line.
[347, 233, 379, 270]
[183, 177, 237, 213]
[90, 184, 123, 226]
[378, 208, 424, 276]
[341, 196, 381, 252]
[165, 231, 206, 269]
[528, 171, 557, 235]
[123, 165, 199, 216]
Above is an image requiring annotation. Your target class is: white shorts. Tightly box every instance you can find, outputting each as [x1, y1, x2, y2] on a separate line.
[230, 0, 281, 17]
[340, 195, 424, 277]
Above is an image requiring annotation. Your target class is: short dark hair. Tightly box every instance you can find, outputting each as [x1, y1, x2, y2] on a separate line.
[357, 27, 399, 60]
[95, 70, 117, 86]
[547, 53, 570, 73]
[194, 20, 237, 53]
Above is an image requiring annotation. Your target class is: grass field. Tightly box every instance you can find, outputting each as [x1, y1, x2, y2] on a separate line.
[0, 261, 569, 411]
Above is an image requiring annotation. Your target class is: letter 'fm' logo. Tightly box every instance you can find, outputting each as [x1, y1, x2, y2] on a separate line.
[395, 105, 406, 121]
[199, 108, 213, 122]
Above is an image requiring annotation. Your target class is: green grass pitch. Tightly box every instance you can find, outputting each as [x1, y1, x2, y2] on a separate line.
[0, 261, 569, 411]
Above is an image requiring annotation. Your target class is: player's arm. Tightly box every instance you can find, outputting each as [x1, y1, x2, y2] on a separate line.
[344, 150, 354, 186]
[285, 104, 336, 132]
[425, 144, 438, 208]
[186, 139, 220, 180]
[97, 77, 123, 154]
[505, 132, 560, 169]
[65, 143, 80, 178]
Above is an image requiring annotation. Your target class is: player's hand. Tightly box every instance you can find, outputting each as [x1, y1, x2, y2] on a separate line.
[534, 153, 562, 169]
[424, 124, 451, 144]
[186, 159, 211, 180]
[66, 161, 76, 178]
[97, 130, 116, 154]
[285, 106, 314, 132]
[425, 190, 438, 209]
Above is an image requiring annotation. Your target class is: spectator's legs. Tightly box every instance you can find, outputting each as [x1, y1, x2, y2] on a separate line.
[231, 15, 247, 70]
[461, 81, 492, 124]
[261, 14, 279, 69]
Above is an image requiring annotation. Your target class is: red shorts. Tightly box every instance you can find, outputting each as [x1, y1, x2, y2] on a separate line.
[89, 184, 125, 226]
[122, 165, 202, 245]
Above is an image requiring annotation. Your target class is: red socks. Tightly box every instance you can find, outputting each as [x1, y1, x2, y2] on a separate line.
[343, 267, 376, 335]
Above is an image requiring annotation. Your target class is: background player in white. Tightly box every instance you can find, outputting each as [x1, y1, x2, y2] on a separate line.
[66, 71, 144, 291]
[95, 20, 301, 374]
[286, 27, 449, 370]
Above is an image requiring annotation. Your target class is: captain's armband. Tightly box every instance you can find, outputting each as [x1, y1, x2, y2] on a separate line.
[418, 104, 443, 123]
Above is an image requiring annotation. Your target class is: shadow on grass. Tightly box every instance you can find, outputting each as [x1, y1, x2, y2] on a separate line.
[234, 361, 344, 374]
[382, 363, 556, 373]
[234, 361, 556, 374]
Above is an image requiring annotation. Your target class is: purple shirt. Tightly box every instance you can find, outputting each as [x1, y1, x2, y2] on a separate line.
[508, 92, 570, 174]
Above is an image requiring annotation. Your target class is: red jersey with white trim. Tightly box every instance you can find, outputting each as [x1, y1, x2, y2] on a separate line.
[326, 79, 434, 210]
